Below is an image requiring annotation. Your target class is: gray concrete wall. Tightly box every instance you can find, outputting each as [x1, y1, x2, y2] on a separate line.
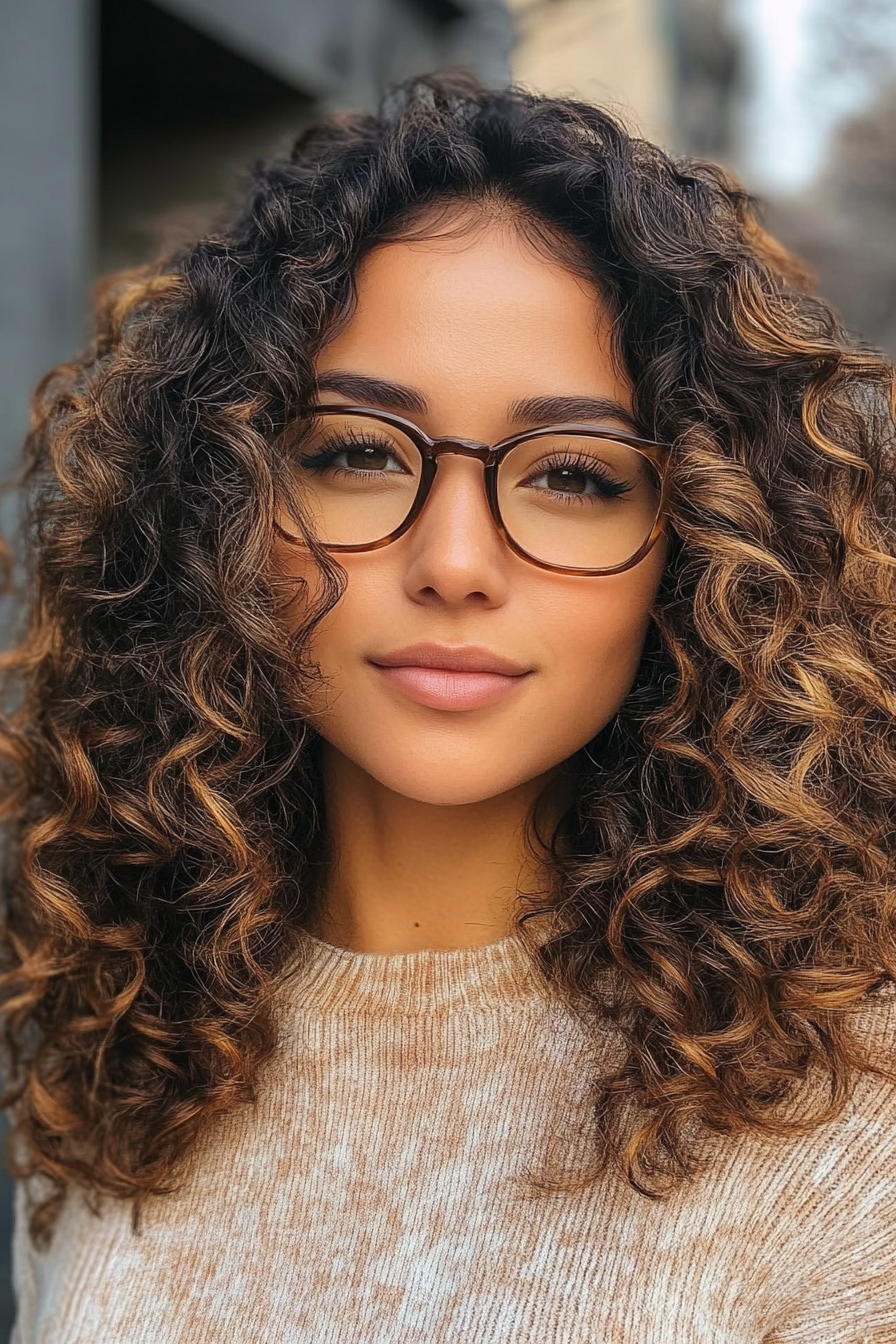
[157, 0, 514, 106]
[0, 0, 95, 480]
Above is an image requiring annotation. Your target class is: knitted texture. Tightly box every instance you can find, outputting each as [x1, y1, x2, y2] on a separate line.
[12, 934, 896, 1343]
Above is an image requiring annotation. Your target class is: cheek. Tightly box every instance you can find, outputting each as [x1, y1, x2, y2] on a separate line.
[539, 580, 655, 742]
[271, 533, 353, 651]
[285, 557, 391, 709]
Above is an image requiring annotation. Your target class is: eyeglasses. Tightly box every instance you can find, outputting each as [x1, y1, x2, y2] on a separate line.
[279, 404, 669, 576]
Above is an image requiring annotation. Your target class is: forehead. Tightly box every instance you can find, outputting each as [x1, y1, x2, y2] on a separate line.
[315, 220, 631, 416]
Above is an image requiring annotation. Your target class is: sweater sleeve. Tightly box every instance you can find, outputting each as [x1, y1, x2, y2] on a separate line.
[767, 989, 896, 1344]
[767, 1185, 896, 1343]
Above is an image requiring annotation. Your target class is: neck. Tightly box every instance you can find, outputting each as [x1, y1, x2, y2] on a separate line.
[310, 744, 562, 954]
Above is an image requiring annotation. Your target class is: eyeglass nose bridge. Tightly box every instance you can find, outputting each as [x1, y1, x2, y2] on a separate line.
[409, 436, 502, 537]
[400, 435, 506, 558]
[421, 436, 497, 466]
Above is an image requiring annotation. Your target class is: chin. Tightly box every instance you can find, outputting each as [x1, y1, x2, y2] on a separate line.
[366, 755, 554, 807]
[317, 728, 579, 809]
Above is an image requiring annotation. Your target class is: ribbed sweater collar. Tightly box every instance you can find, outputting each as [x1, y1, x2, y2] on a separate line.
[285, 931, 553, 1016]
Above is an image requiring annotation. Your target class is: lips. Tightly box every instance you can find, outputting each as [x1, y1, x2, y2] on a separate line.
[370, 643, 530, 675]
[368, 643, 532, 710]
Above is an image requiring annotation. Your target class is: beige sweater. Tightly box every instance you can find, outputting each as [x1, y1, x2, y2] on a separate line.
[11, 933, 896, 1343]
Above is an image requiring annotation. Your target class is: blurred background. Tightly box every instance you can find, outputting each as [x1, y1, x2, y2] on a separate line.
[1, 0, 896, 1330]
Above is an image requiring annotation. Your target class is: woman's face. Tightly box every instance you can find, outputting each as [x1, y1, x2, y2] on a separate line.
[279, 214, 667, 806]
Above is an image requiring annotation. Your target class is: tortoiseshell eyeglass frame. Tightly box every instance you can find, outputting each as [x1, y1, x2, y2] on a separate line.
[279, 404, 671, 577]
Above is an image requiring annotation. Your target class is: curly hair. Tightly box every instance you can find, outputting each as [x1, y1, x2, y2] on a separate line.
[3, 74, 896, 1242]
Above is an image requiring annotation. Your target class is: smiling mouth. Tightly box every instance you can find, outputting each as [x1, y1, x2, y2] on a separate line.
[368, 643, 533, 711]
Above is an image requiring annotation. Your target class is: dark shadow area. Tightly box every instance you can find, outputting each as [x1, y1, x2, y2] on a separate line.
[100, 0, 314, 272]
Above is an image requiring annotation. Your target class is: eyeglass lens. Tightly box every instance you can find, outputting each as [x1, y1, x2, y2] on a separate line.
[290, 412, 661, 571]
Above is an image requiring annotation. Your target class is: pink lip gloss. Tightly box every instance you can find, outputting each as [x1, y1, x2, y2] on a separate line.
[374, 665, 529, 711]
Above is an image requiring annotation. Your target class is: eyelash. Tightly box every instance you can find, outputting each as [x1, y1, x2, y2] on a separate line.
[522, 452, 633, 499]
[298, 433, 408, 472]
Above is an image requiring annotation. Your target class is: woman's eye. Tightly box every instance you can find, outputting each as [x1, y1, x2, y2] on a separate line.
[527, 462, 630, 498]
[301, 439, 409, 474]
[339, 444, 400, 472]
[537, 466, 592, 495]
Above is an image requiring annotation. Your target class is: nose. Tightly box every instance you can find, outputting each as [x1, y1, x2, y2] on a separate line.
[400, 452, 511, 608]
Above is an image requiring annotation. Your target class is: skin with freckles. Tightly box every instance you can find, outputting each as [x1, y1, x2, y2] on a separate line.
[277, 213, 667, 953]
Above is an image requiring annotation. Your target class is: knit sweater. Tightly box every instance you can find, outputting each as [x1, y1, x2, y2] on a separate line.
[11, 932, 896, 1343]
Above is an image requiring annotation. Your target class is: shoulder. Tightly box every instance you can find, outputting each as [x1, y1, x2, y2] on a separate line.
[771, 981, 896, 1224]
[835, 981, 896, 1180]
[849, 978, 896, 1088]
[808, 980, 896, 1154]
[736, 984, 896, 1340]
[712, 984, 896, 1227]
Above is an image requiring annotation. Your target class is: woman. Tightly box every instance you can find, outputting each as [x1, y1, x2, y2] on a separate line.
[2, 74, 896, 1342]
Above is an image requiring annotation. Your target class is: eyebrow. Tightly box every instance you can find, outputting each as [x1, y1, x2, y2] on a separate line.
[508, 394, 638, 432]
[314, 372, 428, 415]
[314, 371, 638, 432]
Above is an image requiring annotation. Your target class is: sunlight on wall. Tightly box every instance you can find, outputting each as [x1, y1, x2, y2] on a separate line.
[507, 0, 672, 146]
